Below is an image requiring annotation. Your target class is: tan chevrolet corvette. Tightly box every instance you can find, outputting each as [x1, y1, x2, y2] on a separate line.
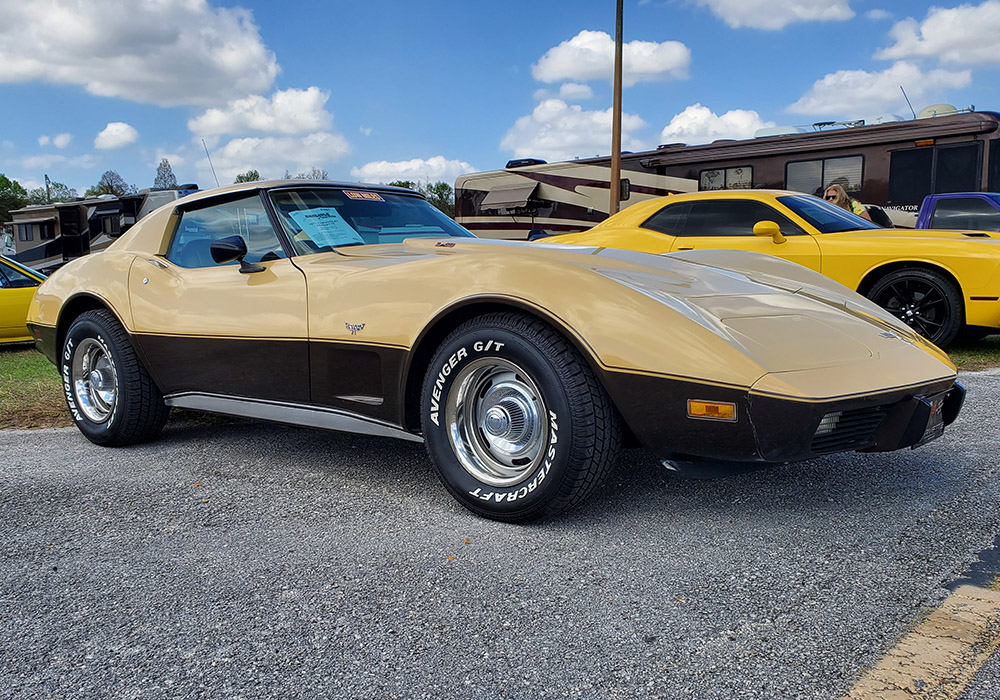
[26, 180, 964, 521]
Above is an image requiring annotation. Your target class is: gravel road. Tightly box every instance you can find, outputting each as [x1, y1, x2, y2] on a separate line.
[2, 371, 999, 700]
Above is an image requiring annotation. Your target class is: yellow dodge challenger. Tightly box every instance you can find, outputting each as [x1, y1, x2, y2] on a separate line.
[546, 190, 1000, 347]
[27, 181, 964, 521]
[1, 255, 45, 344]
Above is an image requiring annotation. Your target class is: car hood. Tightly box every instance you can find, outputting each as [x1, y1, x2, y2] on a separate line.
[831, 227, 1000, 245]
[331, 238, 952, 378]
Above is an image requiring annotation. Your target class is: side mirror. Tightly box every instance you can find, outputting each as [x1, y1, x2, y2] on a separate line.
[752, 220, 786, 244]
[210, 235, 265, 273]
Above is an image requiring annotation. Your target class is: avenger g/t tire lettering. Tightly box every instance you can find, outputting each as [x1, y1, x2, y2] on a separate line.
[61, 309, 169, 446]
[421, 312, 621, 522]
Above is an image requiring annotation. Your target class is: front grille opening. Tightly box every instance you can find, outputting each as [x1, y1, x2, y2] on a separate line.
[811, 406, 888, 454]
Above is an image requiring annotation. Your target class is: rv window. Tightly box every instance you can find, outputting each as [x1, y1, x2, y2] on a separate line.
[990, 139, 1000, 191]
[699, 166, 753, 191]
[888, 148, 932, 204]
[785, 156, 863, 196]
[935, 143, 981, 194]
[889, 143, 982, 204]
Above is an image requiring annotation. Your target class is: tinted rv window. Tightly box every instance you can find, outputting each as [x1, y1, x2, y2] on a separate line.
[990, 139, 1000, 191]
[935, 143, 981, 193]
[888, 148, 933, 204]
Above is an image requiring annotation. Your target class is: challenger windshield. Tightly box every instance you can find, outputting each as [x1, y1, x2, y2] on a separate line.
[269, 188, 474, 255]
[776, 194, 882, 233]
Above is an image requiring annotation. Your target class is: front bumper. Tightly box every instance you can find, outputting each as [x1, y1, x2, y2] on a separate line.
[601, 370, 963, 465]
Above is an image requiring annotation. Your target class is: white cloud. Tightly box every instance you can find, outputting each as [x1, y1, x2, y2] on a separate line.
[350, 156, 477, 184]
[532, 30, 690, 86]
[198, 132, 350, 183]
[695, 0, 854, 30]
[559, 83, 594, 100]
[877, 1, 1000, 65]
[866, 9, 891, 21]
[19, 153, 95, 170]
[188, 87, 332, 137]
[40, 133, 72, 148]
[788, 61, 971, 115]
[94, 122, 139, 150]
[359, 126, 373, 136]
[500, 98, 647, 162]
[0, 0, 279, 107]
[660, 104, 776, 145]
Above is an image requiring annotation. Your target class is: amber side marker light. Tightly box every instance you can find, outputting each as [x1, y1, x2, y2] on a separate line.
[915, 139, 936, 147]
[687, 399, 737, 422]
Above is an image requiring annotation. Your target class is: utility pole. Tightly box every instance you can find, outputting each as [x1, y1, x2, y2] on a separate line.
[609, 0, 623, 215]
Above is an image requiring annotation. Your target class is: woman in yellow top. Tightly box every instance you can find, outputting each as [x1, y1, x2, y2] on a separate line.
[824, 183, 873, 221]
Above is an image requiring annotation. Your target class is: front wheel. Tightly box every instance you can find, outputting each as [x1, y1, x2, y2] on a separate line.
[61, 309, 169, 446]
[865, 268, 963, 347]
[420, 313, 621, 522]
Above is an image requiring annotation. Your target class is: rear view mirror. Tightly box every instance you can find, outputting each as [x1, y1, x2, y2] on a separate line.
[210, 235, 264, 273]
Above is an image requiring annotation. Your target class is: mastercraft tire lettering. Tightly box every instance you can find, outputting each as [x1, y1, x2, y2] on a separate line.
[61, 309, 169, 446]
[420, 312, 621, 522]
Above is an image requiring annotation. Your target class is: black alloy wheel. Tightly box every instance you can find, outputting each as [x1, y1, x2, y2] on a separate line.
[866, 268, 962, 347]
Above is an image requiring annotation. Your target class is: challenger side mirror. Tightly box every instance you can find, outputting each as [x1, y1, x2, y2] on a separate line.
[210, 235, 265, 274]
[752, 220, 786, 244]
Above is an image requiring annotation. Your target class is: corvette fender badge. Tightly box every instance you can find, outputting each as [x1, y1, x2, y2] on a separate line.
[346, 323, 366, 335]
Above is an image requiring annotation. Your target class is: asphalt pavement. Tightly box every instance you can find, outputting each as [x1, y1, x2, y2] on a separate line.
[1, 371, 999, 700]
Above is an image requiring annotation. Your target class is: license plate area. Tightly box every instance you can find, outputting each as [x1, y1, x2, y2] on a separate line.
[913, 393, 946, 448]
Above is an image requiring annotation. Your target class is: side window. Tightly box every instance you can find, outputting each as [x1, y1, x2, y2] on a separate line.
[929, 197, 1000, 231]
[166, 194, 286, 269]
[0, 263, 40, 289]
[641, 202, 691, 235]
[678, 200, 806, 237]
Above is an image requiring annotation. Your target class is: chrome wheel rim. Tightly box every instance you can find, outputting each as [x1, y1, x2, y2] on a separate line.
[445, 358, 548, 487]
[71, 338, 117, 423]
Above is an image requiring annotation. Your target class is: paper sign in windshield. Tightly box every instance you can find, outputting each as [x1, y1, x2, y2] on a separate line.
[289, 208, 364, 247]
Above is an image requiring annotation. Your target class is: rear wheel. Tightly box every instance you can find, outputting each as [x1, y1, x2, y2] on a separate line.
[62, 309, 169, 446]
[420, 312, 620, 522]
[866, 268, 962, 347]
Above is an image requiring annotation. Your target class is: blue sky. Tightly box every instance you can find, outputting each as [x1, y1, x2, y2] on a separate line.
[0, 0, 997, 195]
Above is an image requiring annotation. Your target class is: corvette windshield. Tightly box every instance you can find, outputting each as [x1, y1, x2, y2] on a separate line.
[776, 194, 882, 233]
[269, 188, 474, 254]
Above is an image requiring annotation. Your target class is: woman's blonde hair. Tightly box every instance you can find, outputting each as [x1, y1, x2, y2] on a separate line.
[824, 183, 851, 209]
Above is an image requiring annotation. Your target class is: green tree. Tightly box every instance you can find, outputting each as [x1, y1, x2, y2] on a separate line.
[85, 170, 137, 197]
[154, 158, 178, 189]
[295, 167, 329, 180]
[387, 180, 417, 190]
[26, 181, 78, 204]
[234, 169, 262, 183]
[0, 174, 28, 223]
[385, 181, 454, 215]
[420, 181, 455, 217]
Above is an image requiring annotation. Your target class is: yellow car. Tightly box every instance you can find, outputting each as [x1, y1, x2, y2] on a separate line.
[27, 181, 964, 521]
[547, 190, 1000, 347]
[0, 255, 45, 344]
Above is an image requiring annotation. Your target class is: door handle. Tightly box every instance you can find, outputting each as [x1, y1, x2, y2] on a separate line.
[146, 258, 168, 269]
[676, 246, 694, 251]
